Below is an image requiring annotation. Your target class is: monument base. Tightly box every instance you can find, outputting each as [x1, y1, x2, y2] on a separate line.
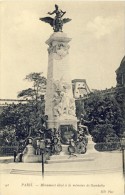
[22, 135, 98, 163]
[47, 116, 78, 130]
[47, 136, 98, 164]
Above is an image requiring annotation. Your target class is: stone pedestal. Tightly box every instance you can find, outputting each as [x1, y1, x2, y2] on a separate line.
[85, 135, 98, 155]
[45, 32, 77, 130]
[22, 144, 46, 163]
[47, 136, 98, 163]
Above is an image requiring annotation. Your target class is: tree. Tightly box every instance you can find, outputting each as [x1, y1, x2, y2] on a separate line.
[18, 72, 46, 101]
[17, 72, 47, 134]
[84, 91, 123, 150]
[115, 86, 125, 133]
[18, 72, 47, 123]
[0, 72, 47, 145]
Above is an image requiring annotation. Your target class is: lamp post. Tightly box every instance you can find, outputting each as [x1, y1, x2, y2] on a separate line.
[40, 140, 46, 179]
[121, 137, 125, 177]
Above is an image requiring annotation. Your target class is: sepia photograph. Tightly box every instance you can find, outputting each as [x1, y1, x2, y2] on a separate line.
[0, 1, 125, 195]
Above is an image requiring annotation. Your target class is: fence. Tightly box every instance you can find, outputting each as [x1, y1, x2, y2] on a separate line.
[0, 146, 25, 156]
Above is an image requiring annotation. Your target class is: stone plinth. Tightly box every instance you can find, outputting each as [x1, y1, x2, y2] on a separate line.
[85, 135, 98, 155]
[22, 144, 47, 163]
[45, 32, 77, 130]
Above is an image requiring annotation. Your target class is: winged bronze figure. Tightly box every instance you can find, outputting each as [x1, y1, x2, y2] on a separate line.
[39, 4, 71, 32]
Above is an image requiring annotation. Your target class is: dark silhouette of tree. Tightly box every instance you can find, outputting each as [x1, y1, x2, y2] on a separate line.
[84, 91, 124, 150]
[0, 72, 47, 145]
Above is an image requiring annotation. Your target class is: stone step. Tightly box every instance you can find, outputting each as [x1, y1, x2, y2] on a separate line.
[47, 156, 95, 164]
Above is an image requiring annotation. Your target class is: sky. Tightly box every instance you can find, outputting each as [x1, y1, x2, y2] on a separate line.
[0, 1, 125, 99]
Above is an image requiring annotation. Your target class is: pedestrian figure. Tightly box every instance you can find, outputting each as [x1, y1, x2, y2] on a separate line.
[13, 150, 17, 162]
[19, 153, 23, 162]
[36, 140, 40, 155]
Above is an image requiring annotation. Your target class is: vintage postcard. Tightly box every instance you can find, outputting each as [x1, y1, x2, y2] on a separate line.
[0, 1, 125, 195]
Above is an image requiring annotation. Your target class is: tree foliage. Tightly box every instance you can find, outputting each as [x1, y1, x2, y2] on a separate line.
[18, 72, 46, 101]
[0, 72, 47, 146]
[115, 86, 125, 128]
[84, 91, 124, 149]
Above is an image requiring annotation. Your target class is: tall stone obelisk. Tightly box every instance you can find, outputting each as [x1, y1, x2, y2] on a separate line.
[45, 32, 77, 129]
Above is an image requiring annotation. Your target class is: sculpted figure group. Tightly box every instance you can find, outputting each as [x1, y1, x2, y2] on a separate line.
[40, 4, 71, 32]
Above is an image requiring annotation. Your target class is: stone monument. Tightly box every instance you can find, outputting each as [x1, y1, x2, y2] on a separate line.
[39, 5, 98, 161]
[40, 5, 77, 131]
[22, 5, 97, 163]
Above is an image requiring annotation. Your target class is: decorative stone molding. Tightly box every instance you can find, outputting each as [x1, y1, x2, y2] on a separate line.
[48, 42, 70, 59]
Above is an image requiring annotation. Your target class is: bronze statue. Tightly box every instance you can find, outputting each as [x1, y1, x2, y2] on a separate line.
[39, 4, 71, 32]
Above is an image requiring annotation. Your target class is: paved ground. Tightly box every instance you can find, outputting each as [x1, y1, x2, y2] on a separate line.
[0, 151, 124, 195]
[0, 151, 123, 175]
